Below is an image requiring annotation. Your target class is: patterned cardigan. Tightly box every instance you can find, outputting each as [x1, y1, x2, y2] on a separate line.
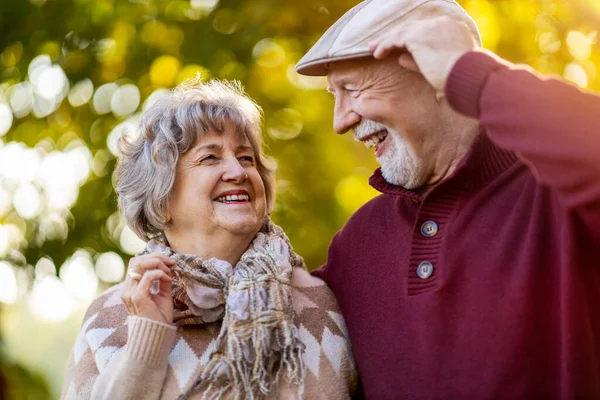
[61, 267, 357, 399]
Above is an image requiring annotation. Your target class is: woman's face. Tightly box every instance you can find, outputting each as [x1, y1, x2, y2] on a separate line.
[167, 125, 267, 243]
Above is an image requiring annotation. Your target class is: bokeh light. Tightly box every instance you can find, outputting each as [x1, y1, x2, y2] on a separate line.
[13, 183, 42, 219]
[59, 249, 99, 301]
[120, 225, 146, 255]
[564, 63, 589, 87]
[0, 103, 13, 135]
[95, 251, 125, 283]
[35, 257, 57, 277]
[150, 55, 181, 87]
[267, 108, 303, 140]
[9, 82, 34, 118]
[0, 261, 17, 303]
[93, 83, 118, 114]
[68, 78, 94, 107]
[253, 39, 286, 68]
[28, 275, 74, 321]
[567, 31, 592, 61]
[110, 84, 140, 117]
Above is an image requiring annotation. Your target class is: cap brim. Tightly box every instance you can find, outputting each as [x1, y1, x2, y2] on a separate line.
[295, 50, 374, 76]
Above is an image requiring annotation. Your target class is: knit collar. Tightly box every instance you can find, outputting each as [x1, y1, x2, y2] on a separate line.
[369, 129, 518, 198]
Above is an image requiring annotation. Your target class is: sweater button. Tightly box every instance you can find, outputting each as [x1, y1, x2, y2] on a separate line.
[417, 261, 434, 279]
[420, 221, 439, 237]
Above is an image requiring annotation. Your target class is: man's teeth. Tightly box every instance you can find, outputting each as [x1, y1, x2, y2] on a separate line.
[363, 131, 388, 149]
[216, 194, 250, 202]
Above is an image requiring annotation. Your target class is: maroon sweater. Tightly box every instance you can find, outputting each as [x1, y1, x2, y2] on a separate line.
[313, 50, 600, 399]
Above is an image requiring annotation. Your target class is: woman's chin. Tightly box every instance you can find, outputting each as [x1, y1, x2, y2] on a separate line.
[218, 217, 262, 238]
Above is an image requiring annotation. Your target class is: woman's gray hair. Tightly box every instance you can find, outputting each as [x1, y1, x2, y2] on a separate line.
[114, 78, 276, 241]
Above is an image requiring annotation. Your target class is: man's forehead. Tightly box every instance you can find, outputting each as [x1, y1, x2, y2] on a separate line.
[326, 59, 369, 84]
[326, 57, 391, 88]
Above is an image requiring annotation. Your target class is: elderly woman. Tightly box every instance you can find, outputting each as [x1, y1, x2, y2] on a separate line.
[61, 79, 357, 399]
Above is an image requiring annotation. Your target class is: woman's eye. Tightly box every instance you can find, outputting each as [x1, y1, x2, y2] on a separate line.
[199, 155, 217, 163]
[239, 156, 255, 166]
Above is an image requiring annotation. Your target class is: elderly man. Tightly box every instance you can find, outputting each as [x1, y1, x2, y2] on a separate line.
[296, 0, 600, 398]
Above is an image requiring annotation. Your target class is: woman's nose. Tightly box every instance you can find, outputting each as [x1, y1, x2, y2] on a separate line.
[221, 157, 247, 183]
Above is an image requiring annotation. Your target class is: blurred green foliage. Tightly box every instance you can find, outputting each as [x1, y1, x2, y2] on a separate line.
[0, 0, 599, 398]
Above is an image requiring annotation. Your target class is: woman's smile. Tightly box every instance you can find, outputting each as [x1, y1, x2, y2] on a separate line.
[214, 189, 251, 204]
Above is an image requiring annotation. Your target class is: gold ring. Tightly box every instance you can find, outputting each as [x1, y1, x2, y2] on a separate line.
[128, 271, 142, 280]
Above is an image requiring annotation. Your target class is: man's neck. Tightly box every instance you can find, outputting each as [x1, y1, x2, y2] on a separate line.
[424, 112, 480, 188]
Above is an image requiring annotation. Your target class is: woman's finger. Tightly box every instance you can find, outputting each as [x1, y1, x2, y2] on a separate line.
[131, 269, 172, 303]
[128, 255, 174, 276]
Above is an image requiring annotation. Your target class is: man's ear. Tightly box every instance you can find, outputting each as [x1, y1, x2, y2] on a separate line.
[398, 52, 420, 73]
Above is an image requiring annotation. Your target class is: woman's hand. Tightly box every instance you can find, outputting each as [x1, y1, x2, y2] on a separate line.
[121, 254, 175, 325]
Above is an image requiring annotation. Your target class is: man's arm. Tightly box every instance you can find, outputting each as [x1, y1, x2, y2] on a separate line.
[447, 50, 600, 217]
[370, 16, 600, 233]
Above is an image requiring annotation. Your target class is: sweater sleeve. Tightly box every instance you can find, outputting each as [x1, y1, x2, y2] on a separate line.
[446, 50, 600, 231]
[89, 316, 176, 400]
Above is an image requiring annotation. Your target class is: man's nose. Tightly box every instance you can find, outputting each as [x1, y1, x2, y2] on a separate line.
[333, 96, 360, 134]
[221, 157, 247, 183]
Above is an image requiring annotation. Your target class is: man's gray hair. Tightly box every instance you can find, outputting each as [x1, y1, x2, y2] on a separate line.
[114, 78, 276, 241]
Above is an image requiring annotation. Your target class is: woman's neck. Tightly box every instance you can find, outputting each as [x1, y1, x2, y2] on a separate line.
[163, 229, 255, 266]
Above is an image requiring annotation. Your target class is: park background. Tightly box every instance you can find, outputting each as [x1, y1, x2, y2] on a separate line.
[0, 0, 599, 398]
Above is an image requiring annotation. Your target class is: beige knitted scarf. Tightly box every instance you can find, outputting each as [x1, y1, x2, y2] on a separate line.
[141, 219, 306, 400]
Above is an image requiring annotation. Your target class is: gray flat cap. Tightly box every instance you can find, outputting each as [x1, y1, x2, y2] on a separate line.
[296, 0, 481, 76]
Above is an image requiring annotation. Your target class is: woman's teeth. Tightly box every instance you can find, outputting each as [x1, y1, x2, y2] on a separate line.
[363, 131, 388, 149]
[216, 194, 250, 203]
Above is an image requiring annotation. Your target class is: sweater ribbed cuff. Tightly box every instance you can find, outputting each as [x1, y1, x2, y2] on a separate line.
[126, 316, 176, 367]
[445, 49, 511, 119]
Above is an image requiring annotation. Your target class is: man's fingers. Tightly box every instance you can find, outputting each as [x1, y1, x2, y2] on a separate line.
[369, 37, 406, 59]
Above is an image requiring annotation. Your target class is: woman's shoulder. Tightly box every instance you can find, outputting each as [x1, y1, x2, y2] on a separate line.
[290, 267, 349, 335]
[290, 268, 357, 395]
[81, 282, 128, 326]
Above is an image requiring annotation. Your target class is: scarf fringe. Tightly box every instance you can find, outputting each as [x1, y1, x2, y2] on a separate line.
[174, 220, 306, 400]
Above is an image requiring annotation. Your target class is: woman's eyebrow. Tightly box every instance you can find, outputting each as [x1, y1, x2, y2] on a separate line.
[193, 143, 222, 153]
[236, 145, 254, 152]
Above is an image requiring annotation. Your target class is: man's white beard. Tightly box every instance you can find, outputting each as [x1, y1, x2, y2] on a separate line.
[378, 129, 424, 189]
[355, 120, 424, 189]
